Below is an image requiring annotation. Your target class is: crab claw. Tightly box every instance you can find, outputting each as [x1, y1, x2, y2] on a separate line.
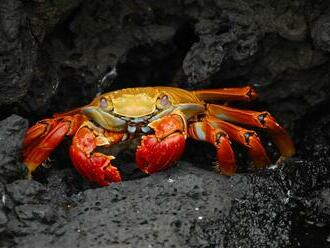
[136, 114, 186, 174]
[70, 125, 122, 186]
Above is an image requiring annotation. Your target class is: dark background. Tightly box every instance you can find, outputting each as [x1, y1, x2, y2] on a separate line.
[0, 0, 329, 247]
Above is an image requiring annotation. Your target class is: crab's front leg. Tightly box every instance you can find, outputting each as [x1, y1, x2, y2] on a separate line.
[136, 111, 187, 174]
[69, 121, 125, 186]
[23, 114, 86, 178]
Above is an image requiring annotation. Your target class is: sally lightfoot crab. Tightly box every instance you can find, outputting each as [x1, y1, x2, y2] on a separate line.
[22, 86, 295, 186]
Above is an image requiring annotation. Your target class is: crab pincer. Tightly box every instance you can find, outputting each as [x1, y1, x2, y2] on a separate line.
[69, 125, 122, 186]
[136, 113, 186, 174]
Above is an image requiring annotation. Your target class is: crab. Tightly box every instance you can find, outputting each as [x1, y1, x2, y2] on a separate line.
[22, 86, 295, 186]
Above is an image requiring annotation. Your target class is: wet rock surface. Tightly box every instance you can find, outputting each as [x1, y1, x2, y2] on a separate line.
[1, 0, 330, 247]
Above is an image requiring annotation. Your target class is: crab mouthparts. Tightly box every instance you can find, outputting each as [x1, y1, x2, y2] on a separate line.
[127, 125, 151, 134]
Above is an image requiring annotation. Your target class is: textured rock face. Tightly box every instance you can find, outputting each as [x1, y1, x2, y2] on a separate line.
[0, 115, 328, 247]
[1, 0, 330, 123]
[0, 165, 300, 247]
[0, 115, 28, 183]
[0, 0, 330, 247]
[1, 155, 329, 247]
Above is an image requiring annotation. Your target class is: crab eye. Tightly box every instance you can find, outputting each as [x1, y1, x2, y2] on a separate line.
[157, 94, 171, 109]
[100, 98, 108, 109]
[161, 95, 170, 105]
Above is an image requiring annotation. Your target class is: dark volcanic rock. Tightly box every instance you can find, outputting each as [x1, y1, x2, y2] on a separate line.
[1, 0, 330, 125]
[6, 157, 329, 248]
[183, 13, 259, 85]
[0, 0, 82, 110]
[7, 163, 292, 247]
[312, 13, 330, 52]
[0, 115, 328, 247]
[0, 115, 28, 183]
[6, 180, 49, 205]
[0, 182, 8, 233]
[0, 0, 35, 107]
[1, 0, 330, 247]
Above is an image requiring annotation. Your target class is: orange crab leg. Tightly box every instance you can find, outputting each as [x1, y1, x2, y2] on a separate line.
[207, 104, 295, 158]
[136, 112, 186, 174]
[69, 123, 124, 186]
[23, 120, 54, 148]
[22, 115, 85, 175]
[188, 120, 236, 175]
[193, 86, 257, 102]
[205, 116, 271, 169]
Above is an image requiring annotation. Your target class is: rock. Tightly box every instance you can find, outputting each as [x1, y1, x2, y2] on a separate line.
[0, 115, 28, 183]
[15, 204, 57, 224]
[183, 19, 226, 85]
[0, 1, 330, 247]
[0, 0, 35, 107]
[312, 13, 330, 52]
[6, 180, 49, 204]
[183, 13, 259, 85]
[0, 0, 83, 112]
[7, 155, 329, 248]
[0, 182, 8, 233]
[0, 119, 329, 247]
[4, 180, 64, 239]
[275, 10, 307, 42]
[9, 163, 293, 247]
[0, 209, 8, 233]
[0, 0, 329, 126]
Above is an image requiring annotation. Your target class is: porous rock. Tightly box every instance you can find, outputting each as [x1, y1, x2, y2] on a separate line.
[9, 163, 292, 247]
[0, 115, 28, 183]
[0, 0, 330, 247]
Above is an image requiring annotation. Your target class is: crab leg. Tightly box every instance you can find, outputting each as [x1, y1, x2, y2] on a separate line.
[193, 86, 257, 102]
[69, 121, 125, 186]
[188, 119, 236, 175]
[136, 111, 187, 174]
[23, 115, 85, 176]
[205, 116, 271, 169]
[207, 104, 295, 158]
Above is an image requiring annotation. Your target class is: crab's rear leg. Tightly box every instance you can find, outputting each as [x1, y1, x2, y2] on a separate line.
[193, 86, 257, 102]
[188, 119, 237, 175]
[69, 122, 125, 186]
[23, 115, 85, 177]
[205, 116, 271, 169]
[207, 104, 295, 159]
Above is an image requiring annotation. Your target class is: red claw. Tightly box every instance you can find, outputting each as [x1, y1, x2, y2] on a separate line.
[136, 133, 185, 174]
[135, 114, 186, 174]
[70, 126, 121, 186]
